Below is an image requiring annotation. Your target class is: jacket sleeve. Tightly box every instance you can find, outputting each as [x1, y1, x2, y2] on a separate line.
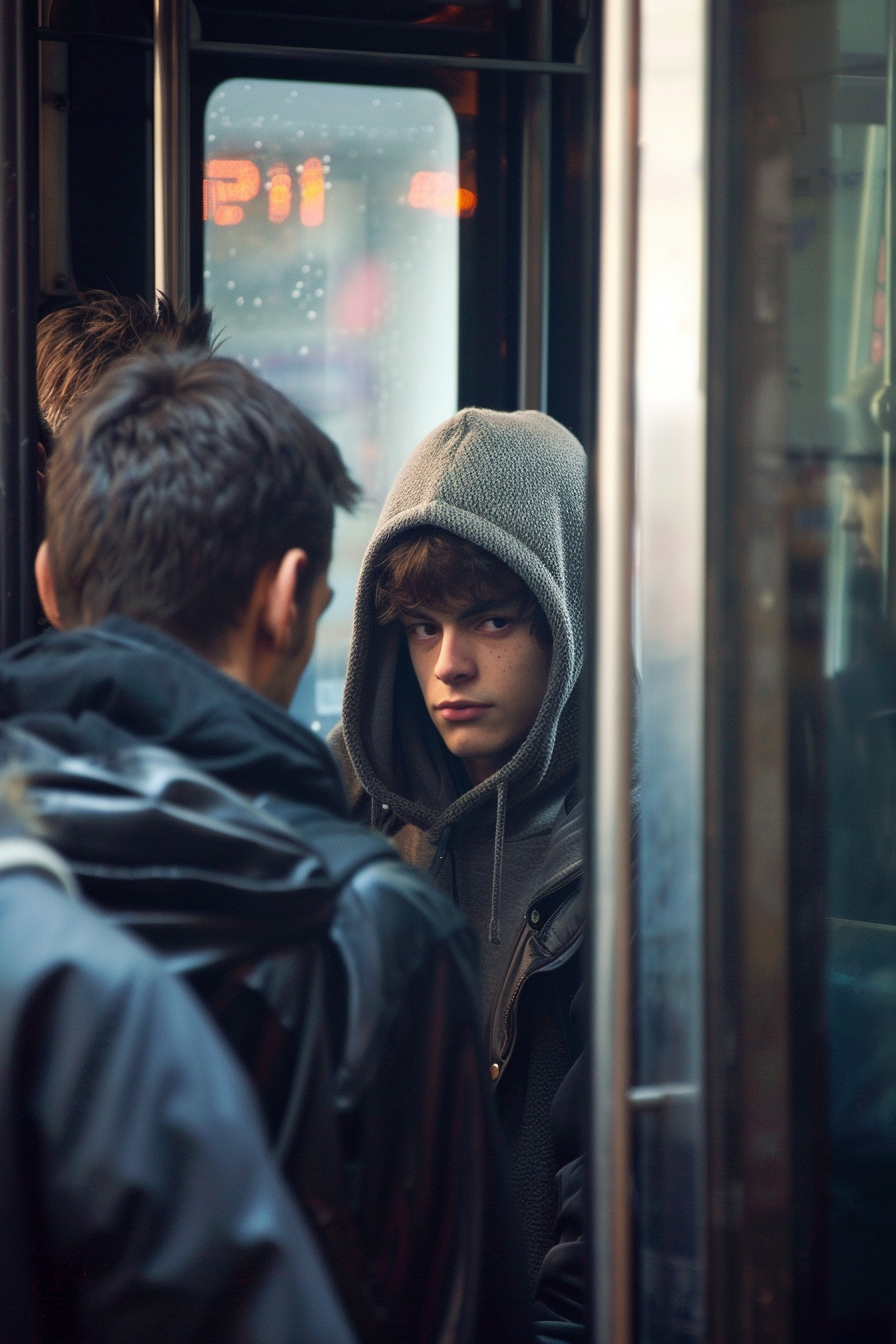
[12, 871, 357, 1344]
[532, 1155, 586, 1344]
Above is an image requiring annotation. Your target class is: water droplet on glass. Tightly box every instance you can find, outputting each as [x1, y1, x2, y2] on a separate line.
[236, 297, 244, 306]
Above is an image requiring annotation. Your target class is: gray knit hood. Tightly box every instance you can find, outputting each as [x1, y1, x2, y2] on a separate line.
[338, 407, 587, 856]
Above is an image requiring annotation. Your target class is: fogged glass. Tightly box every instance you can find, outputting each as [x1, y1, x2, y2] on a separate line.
[778, 0, 896, 1336]
[633, 0, 706, 1335]
[203, 79, 459, 734]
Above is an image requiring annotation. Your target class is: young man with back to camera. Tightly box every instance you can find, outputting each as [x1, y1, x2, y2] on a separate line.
[329, 408, 589, 1342]
[0, 349, 531, 1344]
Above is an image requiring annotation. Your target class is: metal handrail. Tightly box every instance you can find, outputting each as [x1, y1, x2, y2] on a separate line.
[37, 29, 590, 76]
[518, 0, 552, 412]
[153, 0, 190, 308]
[590, 0, 638, 1335]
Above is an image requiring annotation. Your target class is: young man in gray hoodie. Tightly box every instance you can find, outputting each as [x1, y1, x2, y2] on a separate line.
[330, 408, 587, 1340]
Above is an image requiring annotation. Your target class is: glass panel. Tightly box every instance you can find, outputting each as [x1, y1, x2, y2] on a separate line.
[203, 78, 459, 734]
[633, 0, 707, 1334]
[749, 0, 896, 1335]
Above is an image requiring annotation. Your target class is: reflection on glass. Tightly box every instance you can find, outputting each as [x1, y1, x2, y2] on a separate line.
[633, 0, 706, 1334]
[779, 0, 896, 1334]
[203, 79, 459, 734]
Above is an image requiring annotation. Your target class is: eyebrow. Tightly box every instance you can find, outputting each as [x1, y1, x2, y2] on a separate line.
[402, 596, 520, 623]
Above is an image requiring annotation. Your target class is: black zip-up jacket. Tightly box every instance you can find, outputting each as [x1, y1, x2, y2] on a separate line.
[0, 812, 358, 1344]
[0, 618, 531, 1344]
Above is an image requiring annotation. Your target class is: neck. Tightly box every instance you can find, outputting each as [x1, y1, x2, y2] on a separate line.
[464, 749, 514, 787]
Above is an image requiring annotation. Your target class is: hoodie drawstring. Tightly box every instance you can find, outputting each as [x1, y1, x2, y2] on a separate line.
[428, 824, 454, 881]
[488, 781, 508, 945]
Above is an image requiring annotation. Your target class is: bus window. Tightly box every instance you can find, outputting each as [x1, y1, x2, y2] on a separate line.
[752, 0, 896, 1333]
[203, 79, 459, 735]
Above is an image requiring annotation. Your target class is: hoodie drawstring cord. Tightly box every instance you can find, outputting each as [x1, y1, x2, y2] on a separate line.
[488, 781, 508, 945]
[428, 824, 454, 881]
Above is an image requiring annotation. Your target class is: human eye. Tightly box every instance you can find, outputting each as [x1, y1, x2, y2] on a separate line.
[479, 614, 513, 633]
[406, 619, 440, 640]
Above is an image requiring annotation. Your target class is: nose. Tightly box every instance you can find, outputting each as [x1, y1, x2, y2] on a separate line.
[433, 625, 476, 685]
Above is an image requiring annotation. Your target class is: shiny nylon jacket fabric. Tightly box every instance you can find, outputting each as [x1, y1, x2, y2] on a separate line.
[0, 618, 532, 1344]
[0, 822, 358, 1344]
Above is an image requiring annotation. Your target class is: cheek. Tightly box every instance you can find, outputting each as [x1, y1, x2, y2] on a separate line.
[499, 639, 551, 713]
[407, 641, 434, 691]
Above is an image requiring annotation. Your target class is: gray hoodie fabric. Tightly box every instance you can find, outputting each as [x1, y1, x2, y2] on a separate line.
[331, 407, 586, 1005]
[330, 408, 587, 1289]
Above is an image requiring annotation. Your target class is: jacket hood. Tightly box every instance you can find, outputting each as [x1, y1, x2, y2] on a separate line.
[340, 407, 587, 839]
[0, 616, 349, 820]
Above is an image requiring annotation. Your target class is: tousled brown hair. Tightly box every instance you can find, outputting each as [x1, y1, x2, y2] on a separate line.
[37, 290, 213, 448]
[374, 527, 552, 647]
[47, 347, 358, 654]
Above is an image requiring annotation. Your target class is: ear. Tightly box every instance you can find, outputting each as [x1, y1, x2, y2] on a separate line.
[34, 540, 63, 629]
[263, 548, 309, 651]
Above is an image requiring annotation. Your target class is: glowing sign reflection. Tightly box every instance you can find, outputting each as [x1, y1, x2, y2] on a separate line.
[299, 157, 325, 227]
[204, 159, 260, 226]
[408, 171, 459, 216]
[267, 162, 292, 223]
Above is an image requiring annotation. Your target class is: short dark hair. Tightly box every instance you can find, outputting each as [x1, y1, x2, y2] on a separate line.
[374, 527, 552, 647]
[46, 347, 359, 654]
[37, 290, 213, 447]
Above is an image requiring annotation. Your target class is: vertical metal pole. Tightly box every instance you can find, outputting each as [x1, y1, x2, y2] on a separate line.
[153, 0, 190, 307]
[38, 2, 75, 299]
[881, 1, 896, 619]
[0, 0, 39, 648]
[591, 0, 637, 1335]
[880, 5, 895, 614]
[518, 0, 552, 411]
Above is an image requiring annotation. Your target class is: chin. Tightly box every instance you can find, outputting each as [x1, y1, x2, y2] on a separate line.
[444, 731, 507, 761]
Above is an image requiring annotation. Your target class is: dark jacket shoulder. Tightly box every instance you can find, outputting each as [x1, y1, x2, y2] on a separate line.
[0, 839, 356, 1344]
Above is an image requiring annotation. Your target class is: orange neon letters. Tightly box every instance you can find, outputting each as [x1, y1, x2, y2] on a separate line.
[267, 163, 292, 223]
[203, 159, 260, 226]
[408, 171, 461, 216]
[299, 157, 325, 227]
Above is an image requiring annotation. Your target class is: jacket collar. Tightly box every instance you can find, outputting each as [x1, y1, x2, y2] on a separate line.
[0, 617, 349, 819]
[486, 796, 585, 1078]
